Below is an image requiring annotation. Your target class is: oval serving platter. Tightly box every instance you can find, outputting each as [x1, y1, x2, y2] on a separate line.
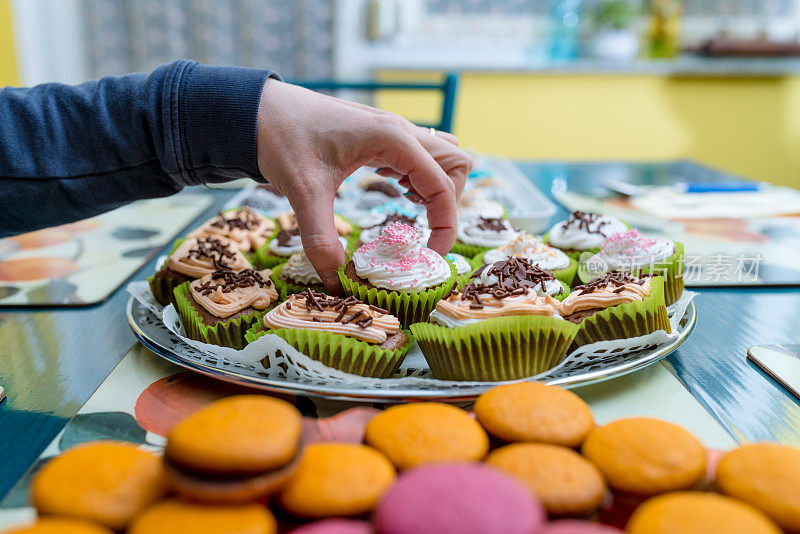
[127, 296, 696, 403]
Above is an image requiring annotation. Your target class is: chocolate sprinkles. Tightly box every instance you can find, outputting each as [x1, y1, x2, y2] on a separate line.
[572, 272, 654, 296]
[471, 257, 561, 296]
[196, 268, 272, 295]
[292, 289, 385, 329]
[560, 211, 608, 235]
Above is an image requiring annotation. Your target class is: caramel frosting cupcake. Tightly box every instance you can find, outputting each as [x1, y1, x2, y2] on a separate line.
[545, 211, 627, 256]
[187, 207, 276, 253]
[558, 272, 654, 324]
[174, 268, 279, 349]
[247, 289, 414, 377]
[558, 272, 671, 349]
[482, 233, 577, 285]
[358, 213, 430, 246]
[471, 257, 567, 300]
[149, 237, 252, 306]
[429, 279, 563, 328]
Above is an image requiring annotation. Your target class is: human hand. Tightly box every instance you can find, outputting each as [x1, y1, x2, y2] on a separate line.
[256, 79, 473, 293]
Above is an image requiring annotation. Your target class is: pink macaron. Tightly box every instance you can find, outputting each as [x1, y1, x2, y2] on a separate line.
[287, 519, 373, 534]
[541, 520, 623, 534]
[374, 463, 545, 534]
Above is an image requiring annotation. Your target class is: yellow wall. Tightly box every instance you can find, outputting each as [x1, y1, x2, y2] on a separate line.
[0, 0, 18, 86]
[377, 71, 800, 187]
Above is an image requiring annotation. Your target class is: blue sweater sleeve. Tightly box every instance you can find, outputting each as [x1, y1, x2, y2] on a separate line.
[0, 60, 279, 236]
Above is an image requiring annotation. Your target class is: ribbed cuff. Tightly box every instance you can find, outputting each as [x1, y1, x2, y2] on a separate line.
[175, 61, 280, 186]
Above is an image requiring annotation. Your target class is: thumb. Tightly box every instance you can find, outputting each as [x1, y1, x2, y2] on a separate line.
[290, 191, 346, 295]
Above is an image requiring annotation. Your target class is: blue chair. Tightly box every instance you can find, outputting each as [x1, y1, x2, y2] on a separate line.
[288, 73, 459, 133]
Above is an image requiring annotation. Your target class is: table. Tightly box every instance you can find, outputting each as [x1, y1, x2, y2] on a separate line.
[1, 160, 799, 506]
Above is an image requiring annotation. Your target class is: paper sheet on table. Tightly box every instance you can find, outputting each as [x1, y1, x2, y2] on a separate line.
[629, 186, 800, 220]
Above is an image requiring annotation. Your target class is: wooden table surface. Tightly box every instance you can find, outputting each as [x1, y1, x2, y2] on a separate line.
[1, 160, 798, 502]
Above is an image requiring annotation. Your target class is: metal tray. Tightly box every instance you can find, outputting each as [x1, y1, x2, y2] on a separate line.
[127, 296, 696, 402]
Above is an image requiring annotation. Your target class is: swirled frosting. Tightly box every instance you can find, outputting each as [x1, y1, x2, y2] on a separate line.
[166, 238, 251, 278]
[483, 234, 571, 271]
[547, 211, 628, 250]
[268, 231, 348, 258]
[558, 272, 652, 316]
[446, 253, 472, 276]
[457, 189, 505, 219]
[472, 257, 563, 297]
[188, 207, 275, 253]
[596, 230, 675, 269]
[263, 290, 401, 344]
[359, 213, 430, 245]
[190, 268, 279, 318]
[457, 216, 518, 248]
[281, 251, 322, 285]
[430, 280, 562, 328]
[352, 222, 452, 292]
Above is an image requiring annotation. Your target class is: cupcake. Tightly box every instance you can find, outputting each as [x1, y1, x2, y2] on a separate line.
[360, 174, 402, 198]
[174, 268, 279, 349]
[187, 207, 276, 256]
[558, 272, 670, 349]
[148, 237, 252, 306]
[471, 257, 568, 300]
[544, 211, 628, 258]
[338, 222, 456, 327]
[358, 213, 430, 247]
[481, 233, 578, 285]
[270, 250, 326, 298]
[458, 188, 506, 219]
[446, 252, 475, 289]
[254, 211, 355, 269]
[584, 229, 684, 306]
[452, 216, 519, 259]
[245, 289, 414, 378]
[411, 279, 578, 381]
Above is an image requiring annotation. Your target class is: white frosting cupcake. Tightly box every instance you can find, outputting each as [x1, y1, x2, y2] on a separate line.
[352, 222, 452, 292]
[457, 217, 518, 248]
[446, 253, 472, 276]
[359, 213, 430, 245]
[595, 229, 675, 270]
[483, 234, 571, 272]
[547, 211, 628, 251]
[268, 229, 348, 257]
[472, 258, 564, 298]
[281, 251, 322, 285]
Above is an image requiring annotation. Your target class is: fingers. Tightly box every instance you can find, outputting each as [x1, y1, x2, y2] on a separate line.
[372, 119, 459, 255]
[288, 186, 346, 295]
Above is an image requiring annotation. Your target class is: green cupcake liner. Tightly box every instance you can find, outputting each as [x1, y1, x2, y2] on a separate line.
[637, 242, 684, 307]
[269, 262, 327, 299]
[148, 239, 188, 306]
[338, 260, 458, 327]
[245, 323, 414, 378]
[450, 241, 491, 260]
[410, 315, 579, 381]
[173, 282, 270, 350]
[569, 275, 671, 350]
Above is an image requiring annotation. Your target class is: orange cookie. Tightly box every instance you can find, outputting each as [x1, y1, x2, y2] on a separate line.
[4, 518, 114, 534]
[364, 402, 489, 470]
[166, 395, 302, 475]
[581, 417, 705, 496]
[128, 499, 277, 534]
[30, 441, 164, 531]
[474, 382, 594, 448]
[486, 442, 607, 517]
[626, 491, 781, 534]
[279, 443, 395, 518]
[716, 442, 800, 532]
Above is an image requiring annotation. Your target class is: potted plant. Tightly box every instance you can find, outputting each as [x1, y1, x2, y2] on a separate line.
[587, 0, 640, 60]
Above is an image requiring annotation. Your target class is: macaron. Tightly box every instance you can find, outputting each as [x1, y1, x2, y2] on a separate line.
[374, 463, 546, 534]
[581, 417, 705, 496]
[127, 499, 277, 534]
[164, 395, 303, 503]
[364, 403, 489, 470]
[626, 491, 781, 534]
[485, 442, 607, 517]
[286, 519, 373, 534]
[715, 442, 800, 532]
[474, 382, 594, 448]
[3, 518, 114, 534]
[540, 520, 623, 533]
[30, 441, 164, 531]
[279, 443, 395, 518]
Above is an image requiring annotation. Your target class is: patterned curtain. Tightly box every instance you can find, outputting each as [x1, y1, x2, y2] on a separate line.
[81, 0, 333, 79]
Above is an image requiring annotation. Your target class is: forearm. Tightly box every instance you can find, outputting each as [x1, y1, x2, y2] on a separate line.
[0, 60, 278, 236]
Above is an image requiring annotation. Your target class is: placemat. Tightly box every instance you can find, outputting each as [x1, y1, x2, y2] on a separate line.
[0, 194, 213, 306]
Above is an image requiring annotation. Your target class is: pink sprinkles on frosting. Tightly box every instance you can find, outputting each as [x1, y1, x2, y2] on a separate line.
[356, 222, 443, 275]
[602, 229, 660, 255]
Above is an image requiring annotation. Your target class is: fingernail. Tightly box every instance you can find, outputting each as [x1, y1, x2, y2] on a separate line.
[375, 168, 386, 175]
[320, 271, 343, 296]
[403, 191, 426, 205]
